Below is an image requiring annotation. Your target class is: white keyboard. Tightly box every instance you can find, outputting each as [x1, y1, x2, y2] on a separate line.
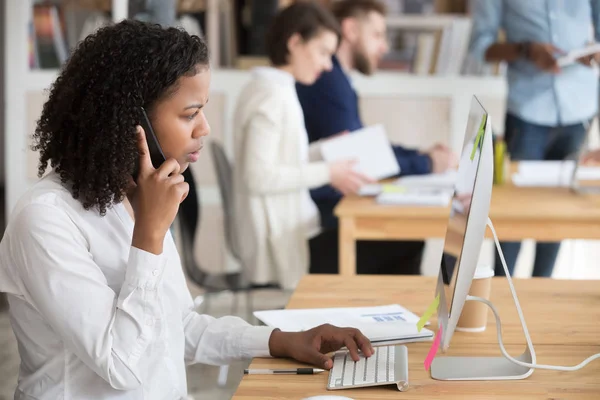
[327, 345, 409, 391]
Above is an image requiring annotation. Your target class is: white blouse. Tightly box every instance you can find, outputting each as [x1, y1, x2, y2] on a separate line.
[252, 67, 322, 239]
[0, 172, 274, 399]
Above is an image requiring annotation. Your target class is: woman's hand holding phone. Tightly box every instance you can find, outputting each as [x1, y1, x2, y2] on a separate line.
[131, 126, 189, 255]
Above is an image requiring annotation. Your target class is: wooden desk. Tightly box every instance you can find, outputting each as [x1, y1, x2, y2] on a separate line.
[233, 275, 600, 399]
[335, 183, 600, 275]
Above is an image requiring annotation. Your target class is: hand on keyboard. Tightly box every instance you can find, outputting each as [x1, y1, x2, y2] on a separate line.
[269, 324, 374, 370]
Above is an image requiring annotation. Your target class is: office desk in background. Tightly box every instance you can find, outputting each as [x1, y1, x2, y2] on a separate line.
[233, 275, 600, 399]
[335, 182, 600, 276]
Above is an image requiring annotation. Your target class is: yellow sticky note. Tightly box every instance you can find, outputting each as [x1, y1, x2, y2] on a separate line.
[470, 114, 487, 161]
[417, 294, 440, 332]
[382, 184, 407, 194]
[494, 139, 507, 184]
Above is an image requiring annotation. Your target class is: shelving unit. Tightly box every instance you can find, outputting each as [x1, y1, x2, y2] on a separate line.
[4, 0, 126, 217]
[4, 0, 226, 214]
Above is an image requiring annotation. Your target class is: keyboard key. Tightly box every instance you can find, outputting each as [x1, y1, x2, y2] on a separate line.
[388, 346, 395, 382]
[329, 353, 345, 388]
[376, 346, 388, 383]
[361, 354, 377, 385]
[354, 354, 367, 384]
[342, 355, 355, 386]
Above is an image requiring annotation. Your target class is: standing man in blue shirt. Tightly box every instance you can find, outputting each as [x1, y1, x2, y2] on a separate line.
[297, 0, 456, 276]
[470, 0, 600, 277]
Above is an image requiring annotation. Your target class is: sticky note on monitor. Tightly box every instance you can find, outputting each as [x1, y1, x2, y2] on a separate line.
[424, 325, 443, 371]
[470, 114, 487, 161]
[417, 294, 439, 332]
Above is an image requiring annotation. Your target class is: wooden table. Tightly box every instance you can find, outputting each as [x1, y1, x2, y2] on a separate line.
[335, 183, 600, 275]
[233, 275, 600, 399]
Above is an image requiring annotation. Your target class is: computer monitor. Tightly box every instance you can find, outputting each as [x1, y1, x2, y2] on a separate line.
[429, 98, 595, 381]
[434, 96, 494, 353]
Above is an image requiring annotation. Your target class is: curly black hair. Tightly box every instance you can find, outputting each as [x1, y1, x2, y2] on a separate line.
[32, 19, 209, 215]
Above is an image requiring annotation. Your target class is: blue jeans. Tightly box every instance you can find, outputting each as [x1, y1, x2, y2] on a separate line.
[494, 114, 588, 277]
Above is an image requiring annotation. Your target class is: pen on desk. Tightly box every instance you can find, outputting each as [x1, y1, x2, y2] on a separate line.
[243, 368, 325, 375]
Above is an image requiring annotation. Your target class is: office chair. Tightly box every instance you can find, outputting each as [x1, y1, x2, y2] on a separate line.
[208, 141, 244, 277]
[178, 167, 248, 316]
[178, 167, 250, 388]
[209, 141, 284, 319]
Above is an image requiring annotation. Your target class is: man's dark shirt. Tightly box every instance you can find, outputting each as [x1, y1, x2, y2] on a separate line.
[296, 56, 432, 228]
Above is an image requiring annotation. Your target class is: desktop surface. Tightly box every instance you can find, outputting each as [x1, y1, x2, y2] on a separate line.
[336, 178, 600, 239]
[334, 166, 600, 275]
[233, 275, 600, 399]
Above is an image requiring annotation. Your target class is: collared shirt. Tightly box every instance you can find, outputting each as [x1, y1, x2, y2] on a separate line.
[0, 172, 274, 399]
[470, 0, 600, 126]
[252, 66, 322, 239]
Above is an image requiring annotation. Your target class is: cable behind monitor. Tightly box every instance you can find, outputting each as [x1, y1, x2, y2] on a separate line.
[484, 217, 600, 372]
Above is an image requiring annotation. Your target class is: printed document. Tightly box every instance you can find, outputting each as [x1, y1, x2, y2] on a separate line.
[320, 124, 400, 180]
[254, 304, 433, 345]
[557, 43, 600, 67]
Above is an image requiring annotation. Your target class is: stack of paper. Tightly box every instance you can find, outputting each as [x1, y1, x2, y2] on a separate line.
[254, 304, 433, 345]
[320, 124, 400, 180]
[358, 183, 384, 196]
[575, 165, 600, 181]
[376, 186, 453, 206]
[511, 161, 600, 187]
[395, 170, 458, 189]
[557, 43, 600, 67]
[358, 171, 458, 197]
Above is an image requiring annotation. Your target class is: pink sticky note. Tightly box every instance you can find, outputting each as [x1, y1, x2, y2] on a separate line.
[424, 326, 443, 371]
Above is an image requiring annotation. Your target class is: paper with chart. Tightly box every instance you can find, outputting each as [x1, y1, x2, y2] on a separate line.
[557, 43, 600, 67]
[254, 304, 433, 344]
[319, 124, 400, 180]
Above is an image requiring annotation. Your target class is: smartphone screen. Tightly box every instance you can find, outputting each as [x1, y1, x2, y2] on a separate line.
[133, 107, 166, 182]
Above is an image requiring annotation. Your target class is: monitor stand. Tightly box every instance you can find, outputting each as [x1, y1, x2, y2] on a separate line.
[431, 218, 536, 380]
[430, 307, 535, 380]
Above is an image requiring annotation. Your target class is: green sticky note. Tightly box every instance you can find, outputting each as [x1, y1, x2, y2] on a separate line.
[382, 184, 407, 194]
[417, 293, 440, 332]
[470, 114, 488, 161]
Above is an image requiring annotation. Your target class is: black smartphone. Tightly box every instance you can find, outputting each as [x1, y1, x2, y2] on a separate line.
[133, 107, 166, 182]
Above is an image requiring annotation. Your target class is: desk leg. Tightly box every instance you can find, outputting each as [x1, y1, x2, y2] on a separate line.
[339, 217, 357, 276]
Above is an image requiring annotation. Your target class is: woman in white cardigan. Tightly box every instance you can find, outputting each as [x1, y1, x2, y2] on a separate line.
[233, 2, 372, 290]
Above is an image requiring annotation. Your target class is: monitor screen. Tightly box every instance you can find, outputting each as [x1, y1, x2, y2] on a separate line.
[440, 97, 488, 317]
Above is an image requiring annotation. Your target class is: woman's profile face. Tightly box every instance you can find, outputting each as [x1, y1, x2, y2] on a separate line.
[288, 30, 338, 85]
[149, 67, 211, 173]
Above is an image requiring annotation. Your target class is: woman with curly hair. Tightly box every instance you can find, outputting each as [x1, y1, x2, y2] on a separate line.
[0, 20, 372, 399]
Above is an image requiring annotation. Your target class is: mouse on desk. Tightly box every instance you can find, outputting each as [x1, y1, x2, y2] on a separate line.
[303, 396, 354, 400]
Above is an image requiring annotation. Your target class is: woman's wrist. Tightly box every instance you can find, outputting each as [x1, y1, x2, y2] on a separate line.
[132, 226, 164, 255]
[268, 329, 297, 358]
